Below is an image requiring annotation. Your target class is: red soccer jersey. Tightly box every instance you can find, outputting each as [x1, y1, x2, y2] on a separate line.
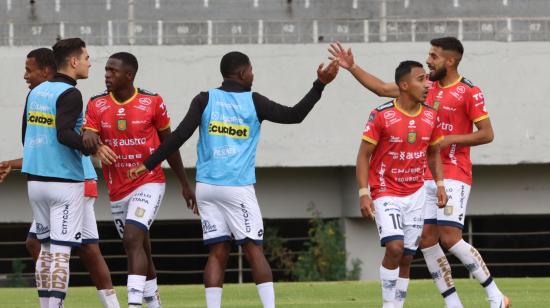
[424, 77, 489, 184]
[84, 88, 171, 201]
[362, 100, 443, 200]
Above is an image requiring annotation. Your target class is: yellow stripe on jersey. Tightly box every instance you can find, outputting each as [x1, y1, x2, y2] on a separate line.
[438, 75, 463, 89]
[27, 111, 55, 128]
[362, 136, 378, 145]
[430, 136, 444, 146]
[473, 115, 489, 123]
[158, 122, 171, 131]
[83, 126, 99, 132]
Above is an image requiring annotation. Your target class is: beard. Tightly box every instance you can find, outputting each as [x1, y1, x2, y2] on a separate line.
[429, 66, 447, 82]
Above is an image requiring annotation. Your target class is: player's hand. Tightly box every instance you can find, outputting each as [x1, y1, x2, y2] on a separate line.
[317, 60, 339, 84]
[328, 41, 355, 70]
[94, 144, 116, 166]
[82, 130, 102, 154]
[181, 184, 198, 215]
[359, 195, 375, 220]
[128, 164, 147, 180]
[436, 186, 448, 208]
[0, 161, 12, 183]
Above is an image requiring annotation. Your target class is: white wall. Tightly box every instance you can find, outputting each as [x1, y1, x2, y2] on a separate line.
[1, 42, 549, 167]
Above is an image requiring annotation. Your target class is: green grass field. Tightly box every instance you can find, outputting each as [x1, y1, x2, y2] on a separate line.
[1, 278, 548, 307]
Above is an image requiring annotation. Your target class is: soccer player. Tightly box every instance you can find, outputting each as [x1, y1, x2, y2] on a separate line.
[330, 38, 509, 308]
[82, 52, 196, 308]
[127, 51, 339, 308]
[0, 47, 120, 308]
[17, 38, 90, 308]
[357, 60, 447, 308]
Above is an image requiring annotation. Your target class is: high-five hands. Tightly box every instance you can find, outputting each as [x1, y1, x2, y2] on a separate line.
[328, 41, 355, 70]
[317, 59, 340, 84]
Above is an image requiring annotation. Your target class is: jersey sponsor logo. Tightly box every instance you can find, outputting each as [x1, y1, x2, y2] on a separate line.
[473, 92, 484, 101]
[241, 203, 252, 233]
[436, 90, 444, 99]
[442, 106, 456, 112]
[389, 136, 403, 143]
[139, 97, 152, 105]
[440, 122, 454, 132]
[105, 137, 147, 147]
[101, 121, 112, 128]
[456, 85, 466, 94]
[391, 167, 422, 174]
[383, 110, 396, 120]
[26, 135, 49, 147]
[117, 153, 143, 160]
[131, 120, 148, 125]
[117, 119, 127, 131]
[213, 145, 238, 158]
[385, 117, 401, 127]
[407, 131, 417, 144]
[99, 105, 111, 113]
[423, 110, 433, 119]
[30, 102, 51, 113]
[208, 121, 249, 139]
[376, 101, 394, 111]
[388, 150, 426, 160]
[215, 100, 241, 110]
[211, 112, 245, 124]
[28, 111, 55, 127]
[133, 105, 147, 111]
[450, 91, 462, 100]
[61, 203, 70, 235]
[117, 108, 125, 116]
[378, 162, 387, 192]
[95, 99, 107, 108]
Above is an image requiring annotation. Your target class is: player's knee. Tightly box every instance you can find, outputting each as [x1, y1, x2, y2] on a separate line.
[208, 243, 230, 261]
[439, 231, 462, 250]
[25, 237, 41, 261]
[385, 241, 404, 261]
[420, 232, 438, 249]
[122, 232, 144, 252]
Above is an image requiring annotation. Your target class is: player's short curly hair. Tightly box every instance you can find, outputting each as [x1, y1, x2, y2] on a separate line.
[27, 48, 56, 72]
[220, 51, 250, 78]
[109, 52, 139, 75]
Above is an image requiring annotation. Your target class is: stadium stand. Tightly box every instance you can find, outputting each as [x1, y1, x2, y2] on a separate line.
[1, 0, 550, 45]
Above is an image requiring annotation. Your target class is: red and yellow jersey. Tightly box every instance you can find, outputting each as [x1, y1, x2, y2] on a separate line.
[363, 100, 443, 200]
[425, 76, 489, 184]
[84, 88, 170, 201]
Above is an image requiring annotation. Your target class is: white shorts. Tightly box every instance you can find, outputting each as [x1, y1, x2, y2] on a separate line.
[196, 182, 264, 246]
[29, 197, 99, 243]
[110, 183, 165, 238]
[373, 186, 425, 255]
[423, 179, 471, 229]
[28, 181, 85, 247]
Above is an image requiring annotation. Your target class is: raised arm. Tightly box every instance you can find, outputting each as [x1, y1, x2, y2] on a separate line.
[328, 42, 399, 98]
[254, 60, 339, 124]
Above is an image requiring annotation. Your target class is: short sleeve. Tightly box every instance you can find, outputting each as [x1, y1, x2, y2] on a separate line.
[362, 110, 381, 145]
[83, 99, 100, 132]
[467, 86, 489, 123]
[153, 95, 171, 131]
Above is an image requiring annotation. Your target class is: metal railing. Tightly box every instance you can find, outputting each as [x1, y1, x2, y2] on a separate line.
[1, 17, 549, 46]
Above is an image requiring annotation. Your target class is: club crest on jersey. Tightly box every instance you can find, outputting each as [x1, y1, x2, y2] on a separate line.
[117, 119, 127, 131]
[444, 205, 453, 216]
[407, 132, 416, 144]
[135, 207, 146, 218]
[433, 101, 441, 110]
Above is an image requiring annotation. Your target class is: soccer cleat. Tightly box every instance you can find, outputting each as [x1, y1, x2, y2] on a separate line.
[489, 294, 510, 308]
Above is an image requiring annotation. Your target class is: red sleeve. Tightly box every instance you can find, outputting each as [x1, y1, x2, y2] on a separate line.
[430, 110, 444, 145]
[467, 86, 489, 123]
[83, 99, 100, 132]
[362, 110, 381, 145]
[153, 95, 171, 131]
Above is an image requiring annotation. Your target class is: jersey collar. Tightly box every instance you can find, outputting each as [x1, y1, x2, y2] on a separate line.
[110, 88, 138, 105]
[394, 98, 423, 117]
[438, 75, 462, 89]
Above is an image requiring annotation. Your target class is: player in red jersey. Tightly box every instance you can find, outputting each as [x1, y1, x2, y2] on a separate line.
[330, 38, 509, 308]
[82, 52, 196, 308]
[357, 60, 446, 308]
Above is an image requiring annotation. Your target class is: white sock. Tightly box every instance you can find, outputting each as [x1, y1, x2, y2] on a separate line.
[48, 244, 72, 308]
[98, 289, 120, 308]
[380, 266, 399, 304]
[256, 282, 275, 308]
[393, 277, 409, 308]
[144, 278, 161, 308]
[36, 243, 52, 308]
[422, 244, 463, 307]
[205, 287, 223, 308]
[127, 274, 147, 305]
[448, 240, 501, 299]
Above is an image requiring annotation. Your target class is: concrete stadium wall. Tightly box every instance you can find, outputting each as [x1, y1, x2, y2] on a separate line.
[1, 42, 549, 166]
